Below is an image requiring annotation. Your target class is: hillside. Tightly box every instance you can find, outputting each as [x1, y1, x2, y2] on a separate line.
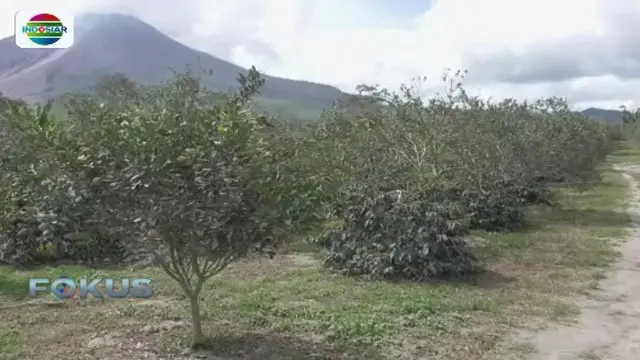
[0, 13, 346, 119]
[0, 12, 629, 123]
[580, 107, 624, 124]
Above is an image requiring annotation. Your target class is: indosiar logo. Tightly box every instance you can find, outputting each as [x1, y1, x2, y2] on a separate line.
[15, 11, 74, 49]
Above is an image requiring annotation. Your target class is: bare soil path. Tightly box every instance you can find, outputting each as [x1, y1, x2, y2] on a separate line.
[521, 165, 640, 360]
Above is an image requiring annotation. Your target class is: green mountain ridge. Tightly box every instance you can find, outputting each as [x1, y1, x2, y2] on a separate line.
[579, 107, 624, 124]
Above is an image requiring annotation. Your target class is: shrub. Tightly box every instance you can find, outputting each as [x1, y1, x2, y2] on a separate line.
[0, 99, 128, 265]
[0, 68, 312, 347]
[0, 68, 619, 336]
[313, 190, 478, 280]
[465, 192, 525, 232]
[300, 72, 614, 279]
[0, 203, 125, 265]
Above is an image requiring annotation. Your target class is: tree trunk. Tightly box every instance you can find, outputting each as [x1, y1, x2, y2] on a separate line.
[189, 294, 205, 347]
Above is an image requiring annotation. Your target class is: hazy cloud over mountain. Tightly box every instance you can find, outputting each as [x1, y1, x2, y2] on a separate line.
[2, 0, 639, 109]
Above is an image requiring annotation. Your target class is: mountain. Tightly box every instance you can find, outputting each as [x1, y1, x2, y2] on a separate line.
[0, 13, 347, 119]
[0, 14, 631, 123]
[579, 108, 623, 124]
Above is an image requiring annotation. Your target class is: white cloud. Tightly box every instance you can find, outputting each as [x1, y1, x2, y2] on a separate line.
[2, 0, 640, 109]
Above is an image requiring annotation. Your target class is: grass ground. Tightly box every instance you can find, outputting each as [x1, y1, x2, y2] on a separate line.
[0, 145, 638, 360]
[606, 142, 640, 165]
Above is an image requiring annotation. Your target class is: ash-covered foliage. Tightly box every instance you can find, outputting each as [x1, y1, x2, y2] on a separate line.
[312, 190, 477, 279]
[0, 69, 619, 284]
[294, 72, 616, 280]
[621, 107, 640, 144]
[0, 70, 304, 346]
[0, 71, 289, 270]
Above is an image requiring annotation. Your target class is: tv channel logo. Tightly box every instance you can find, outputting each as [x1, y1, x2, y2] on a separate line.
[15, 11, 74, 49]
[28, 277, 152, 300]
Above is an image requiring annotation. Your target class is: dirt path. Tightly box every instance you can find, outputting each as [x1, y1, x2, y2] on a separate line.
[521, 165, 640, 360]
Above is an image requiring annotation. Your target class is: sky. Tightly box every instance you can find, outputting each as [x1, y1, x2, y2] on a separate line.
[1, 0, 640, 110]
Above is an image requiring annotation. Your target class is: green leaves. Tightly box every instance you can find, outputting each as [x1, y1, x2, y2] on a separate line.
[0, 67, 616, 284]
[314, 191, 477, 280]
[292, 71, 614, 281]
[0, 69, 294, 272]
